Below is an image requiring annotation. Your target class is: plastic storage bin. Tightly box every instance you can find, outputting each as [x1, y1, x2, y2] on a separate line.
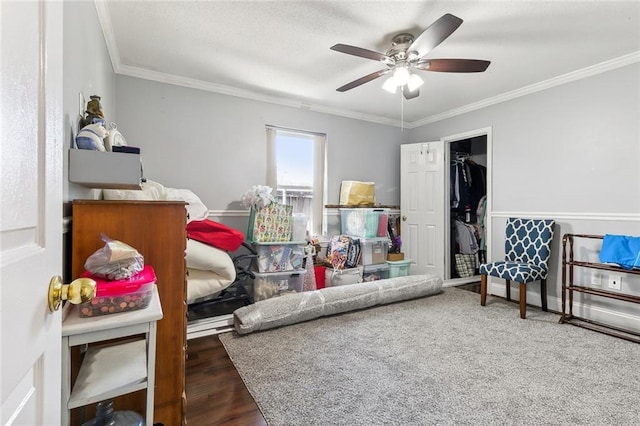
[251, 241, 305, 272]
[340, 208, 390, 238]
[387, 259, 411, 278]
[252, 270, 306, 301]
[359, 237, 390, 265]
[325, 266, 364, 287]
[81, 400, 143, 426]
[362, 264, 390, 282]
[78, 265, 156, 317]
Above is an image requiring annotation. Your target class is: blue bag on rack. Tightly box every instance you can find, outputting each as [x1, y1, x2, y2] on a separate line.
[599, 234, 640, 270]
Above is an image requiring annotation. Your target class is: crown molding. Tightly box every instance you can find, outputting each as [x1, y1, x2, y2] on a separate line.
[94, 1, 120, 73]
[94, 2, 638, 131]
[116, 64, 404, 128]
[408, 51, 640, 128]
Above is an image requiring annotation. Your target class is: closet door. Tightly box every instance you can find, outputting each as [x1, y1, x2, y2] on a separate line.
[400, 142, 445, 278]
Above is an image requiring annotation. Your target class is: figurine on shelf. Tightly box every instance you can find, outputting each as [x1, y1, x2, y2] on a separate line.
[81, 95, 105, 127]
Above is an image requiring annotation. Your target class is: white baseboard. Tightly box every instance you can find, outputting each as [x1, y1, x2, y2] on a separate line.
[487, 281, 640, 333]
[443, 276, 481, 287]
[187, 314, 234, 340]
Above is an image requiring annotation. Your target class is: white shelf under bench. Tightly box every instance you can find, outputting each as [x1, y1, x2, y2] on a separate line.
[61, 285, 163, 425]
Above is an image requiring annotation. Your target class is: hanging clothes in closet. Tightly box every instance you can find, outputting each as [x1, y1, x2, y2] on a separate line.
[450, 154, 487, 277]
[450, 155, 486, 222]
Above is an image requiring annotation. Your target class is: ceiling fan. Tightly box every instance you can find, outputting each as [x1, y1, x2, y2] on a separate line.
[331, 13, 490, 99]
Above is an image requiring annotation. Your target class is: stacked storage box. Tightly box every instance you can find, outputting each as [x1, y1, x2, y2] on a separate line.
[324, 235, 362, 287]
[250, 241, 307, 301]
[339, 208, 390, 239]
[360, 237, 390, 281]
[325, 208, 391, 286]
[386, 259, 412, 278]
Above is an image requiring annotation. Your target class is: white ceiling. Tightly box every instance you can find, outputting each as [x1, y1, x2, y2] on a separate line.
[96, 1, 640, 127]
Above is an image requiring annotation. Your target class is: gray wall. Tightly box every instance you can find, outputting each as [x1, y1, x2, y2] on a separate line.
[62, 1, 117, 280]
[411, 62, 640, 330]
[63, 0, 117, 209]
[113, 76, 406, 213]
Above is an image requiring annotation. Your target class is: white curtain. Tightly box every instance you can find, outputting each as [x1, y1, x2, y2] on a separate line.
[265, 127, 278, 190]
[312, 133, 326, 236]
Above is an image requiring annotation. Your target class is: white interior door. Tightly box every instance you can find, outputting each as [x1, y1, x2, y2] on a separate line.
[400, 142, 445, 278]
[1, 1, 63, 424]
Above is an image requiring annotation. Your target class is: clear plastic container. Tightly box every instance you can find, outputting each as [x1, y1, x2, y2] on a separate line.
[252, 270, 307, 301]
[81, 400, 144, 426]
[292, 213, 308, 242]
[362, 264, 390, 281]
[78, 265, 156, 317]
[387, 259, 412, 278]
[251, 242, 305, 272]
[359, 237, 390, 265]
[340, 208, 390, 238]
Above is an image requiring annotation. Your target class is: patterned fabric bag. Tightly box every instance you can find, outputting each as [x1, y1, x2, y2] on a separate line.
[326, 235, 361, 269]
[455, 253, 478, 278]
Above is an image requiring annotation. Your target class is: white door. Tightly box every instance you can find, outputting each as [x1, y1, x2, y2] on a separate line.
[1, 1, 63, 424]
[400, 142, 445, 278]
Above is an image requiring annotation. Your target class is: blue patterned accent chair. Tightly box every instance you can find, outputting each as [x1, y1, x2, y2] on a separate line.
[480, 218, 555, 319]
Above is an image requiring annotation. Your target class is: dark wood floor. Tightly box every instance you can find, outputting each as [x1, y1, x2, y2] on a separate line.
[186, 335, 267, 426]
[185, 283, 482, 425]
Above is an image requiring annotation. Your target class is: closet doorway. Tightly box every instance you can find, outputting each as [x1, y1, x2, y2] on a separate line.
[443, 128, 492, 284]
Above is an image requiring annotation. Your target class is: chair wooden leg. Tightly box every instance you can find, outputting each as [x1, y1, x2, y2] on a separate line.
[480, 274, 487, 306]
[540, 279, 548, 312]
[505, 279, 511, 301]
[519, 282, 526, 319]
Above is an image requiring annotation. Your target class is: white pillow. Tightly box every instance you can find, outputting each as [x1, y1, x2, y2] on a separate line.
[165, 188, 208, 222]
[102, 179, 166, 200]
[186, 239, 236, 276]
[186, 267, 235, 304]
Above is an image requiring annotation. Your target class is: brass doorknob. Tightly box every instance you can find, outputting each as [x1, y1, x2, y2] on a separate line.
[48, 276, 96, 312]
[402, 215, 407, 221]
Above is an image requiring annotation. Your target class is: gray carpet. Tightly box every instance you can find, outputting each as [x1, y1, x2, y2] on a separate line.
[219, 288, 640, 425]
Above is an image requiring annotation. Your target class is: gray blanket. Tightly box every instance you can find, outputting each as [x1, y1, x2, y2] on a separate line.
[233, 274, 443, 334]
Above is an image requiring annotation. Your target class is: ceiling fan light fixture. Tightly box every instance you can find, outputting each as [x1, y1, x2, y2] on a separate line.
[392, 66, 410, 86]
[331, 14, 490, 98]
[382, 77, 398, 93]
[407, 73, 424, 92]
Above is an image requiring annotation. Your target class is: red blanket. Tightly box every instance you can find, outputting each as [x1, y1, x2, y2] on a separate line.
[186, 219, 244, 251]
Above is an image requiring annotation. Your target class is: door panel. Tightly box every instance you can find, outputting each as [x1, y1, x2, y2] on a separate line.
[1, 1, 63, 423]
[400, 142, 445, 278]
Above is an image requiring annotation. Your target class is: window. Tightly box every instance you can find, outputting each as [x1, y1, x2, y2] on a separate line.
[266, 127, 326, 237]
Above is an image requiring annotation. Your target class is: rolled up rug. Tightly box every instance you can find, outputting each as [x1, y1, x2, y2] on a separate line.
[233, 274, 443, 334]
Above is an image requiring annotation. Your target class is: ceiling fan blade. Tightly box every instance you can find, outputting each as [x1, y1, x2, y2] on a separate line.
[336, 69, 389, 92]
[331, 44, 389, 61]
[408, 13, 463, 57]
[415, 59, 491, 73]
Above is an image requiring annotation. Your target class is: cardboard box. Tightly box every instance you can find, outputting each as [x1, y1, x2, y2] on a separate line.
[339, 181, 375, 206]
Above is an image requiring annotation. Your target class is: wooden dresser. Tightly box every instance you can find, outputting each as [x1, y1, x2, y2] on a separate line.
[71, 200, 187, 425]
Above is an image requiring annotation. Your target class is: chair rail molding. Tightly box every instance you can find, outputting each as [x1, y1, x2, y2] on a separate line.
[491, 211, 640, 222]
